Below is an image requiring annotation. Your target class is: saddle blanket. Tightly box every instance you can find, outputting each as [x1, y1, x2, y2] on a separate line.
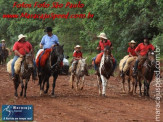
[7, 58, 23, 74]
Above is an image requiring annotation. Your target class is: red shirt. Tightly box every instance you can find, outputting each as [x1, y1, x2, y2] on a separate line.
[98, 40, 112, 51]
[13, 41, 32, 56]
[73, 51, 82, 58]
[127, 47, 137, 56]
[135, 43, 155, 56]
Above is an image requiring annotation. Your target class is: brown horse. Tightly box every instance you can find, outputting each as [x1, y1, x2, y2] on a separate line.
[121, 59, 137, 95]
[137, 50, 156, 97]
[14, 52, 34, 97]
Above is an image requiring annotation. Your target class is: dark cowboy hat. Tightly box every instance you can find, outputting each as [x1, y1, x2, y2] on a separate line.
[44, 27, 52, 32]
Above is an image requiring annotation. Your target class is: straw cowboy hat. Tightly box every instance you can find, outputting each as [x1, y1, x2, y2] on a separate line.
[74, 45, 82, 49]
[97, 32, 108, 40]
[18, 34, 27, 41]
[1, 39, 5, 42]
[128, 40, 136, 45]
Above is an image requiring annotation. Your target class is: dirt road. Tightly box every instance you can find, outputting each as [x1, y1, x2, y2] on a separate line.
[0, 66, 162, 122]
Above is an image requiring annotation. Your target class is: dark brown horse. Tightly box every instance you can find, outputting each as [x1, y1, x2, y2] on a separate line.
[1, 49, 9, 65]
[137, 50, 156, 97]
[38, 45, 64, 97]
[97, 46, 114, 96]
[14, 52, 34, 97]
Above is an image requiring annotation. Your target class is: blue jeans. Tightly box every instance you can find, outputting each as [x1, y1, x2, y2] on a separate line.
[11, 55, 19, 77]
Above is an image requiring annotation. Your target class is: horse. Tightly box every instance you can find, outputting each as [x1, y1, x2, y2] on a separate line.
[69, 58, 88, 90]
[38, 45, 64, 97]
[1, 48, 9, 65]
[97, 46, 114, 96]
[137, 50, 156, 97]
[13, 52, 34, 97]
[120, 59, 138, 95]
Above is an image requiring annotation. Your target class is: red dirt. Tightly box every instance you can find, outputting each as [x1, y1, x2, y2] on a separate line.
[0, 65, 162, 122]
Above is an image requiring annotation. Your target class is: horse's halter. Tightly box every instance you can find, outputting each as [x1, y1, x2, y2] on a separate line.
[147, 51, 156, 68]
[50, 46, 64, 70]
[80, 59, 86, 72]
[24, 53, 33, 69]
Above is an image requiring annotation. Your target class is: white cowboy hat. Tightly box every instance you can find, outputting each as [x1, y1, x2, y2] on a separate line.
[129, 40, 136, 44]
[1, 39, 5, 42]
[97, 32, 108, 40]
[74, 45, 82, 49]
[18, 34, 27, 41]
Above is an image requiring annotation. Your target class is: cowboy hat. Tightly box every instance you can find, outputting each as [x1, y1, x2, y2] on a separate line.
[128, 40, 136, 44]
[1, 39, 5, 42]
[74, 45, 82, 49]
[18, 34, 27, 41]
[44, 27, 52, 32]
[97, 32, 108, 40]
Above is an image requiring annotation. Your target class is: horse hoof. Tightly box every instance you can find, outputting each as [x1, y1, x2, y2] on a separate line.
[102, 94, 106, 97]
[51, 94, 55, 98]
[40, 90, 43, 96]
[44, 91, 48, 94]
[80, 87, 83, 90]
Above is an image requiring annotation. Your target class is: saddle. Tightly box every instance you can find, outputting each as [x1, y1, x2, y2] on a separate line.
[36, 49, 51, 67]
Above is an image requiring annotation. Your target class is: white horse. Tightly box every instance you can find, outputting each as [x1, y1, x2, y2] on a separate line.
[70, 58, 87, 90]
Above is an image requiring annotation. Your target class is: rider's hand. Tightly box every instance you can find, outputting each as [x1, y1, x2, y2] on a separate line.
[96, 47, 100, 50]
[20, 55, 23, 58]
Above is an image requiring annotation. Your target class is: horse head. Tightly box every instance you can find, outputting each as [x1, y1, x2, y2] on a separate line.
[103, 46, 111, 64]
[51, 45, 64, 70]
[79, 57, 87, 73]
[24, 51, 33, 69]
[147, 49, 156, 67]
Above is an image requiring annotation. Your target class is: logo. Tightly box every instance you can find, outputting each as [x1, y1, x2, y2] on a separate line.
[2, 105, 33, 121]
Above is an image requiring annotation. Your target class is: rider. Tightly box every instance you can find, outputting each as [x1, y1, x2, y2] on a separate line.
[120, 40, 137, 77]
[11, 34, 37, 80]
[71, 45, 82, 74]
[40, 27, 59, 49]
[94, 32, 116, 75]
[133, 37, 155, 76]
[71, 45, 89, 76]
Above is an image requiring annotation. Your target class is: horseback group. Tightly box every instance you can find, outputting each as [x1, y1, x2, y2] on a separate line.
[119, 37, 155, 97]
[6, 27, 156, 98]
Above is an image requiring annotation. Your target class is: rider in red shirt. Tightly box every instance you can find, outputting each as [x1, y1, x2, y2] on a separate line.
[11, 34, 37, 80]
[71, 45, 82, 74]
[133, 38, 155, 76]
[94, 32, 116, 75]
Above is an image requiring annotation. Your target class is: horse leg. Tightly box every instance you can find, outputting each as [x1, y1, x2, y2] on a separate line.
[80, 76, 85, 90]
[134, 77, 138, 94]
[51, 74, 58, 96]
[144, 80, 147, 96]
[14, 79, 19, 97]
[146, 81, 150, 97]
[76, 77, 80, 91]
[101, 75, 107, 97]
[122, 75, 126, 93]
[97, 76, 102, 95]
[24, 79, 29, 98]
[44, 78, 49, 94]
[20, 78, 24, 97]
[128, 77, 131, 93]
[138, 77, 142, 96]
